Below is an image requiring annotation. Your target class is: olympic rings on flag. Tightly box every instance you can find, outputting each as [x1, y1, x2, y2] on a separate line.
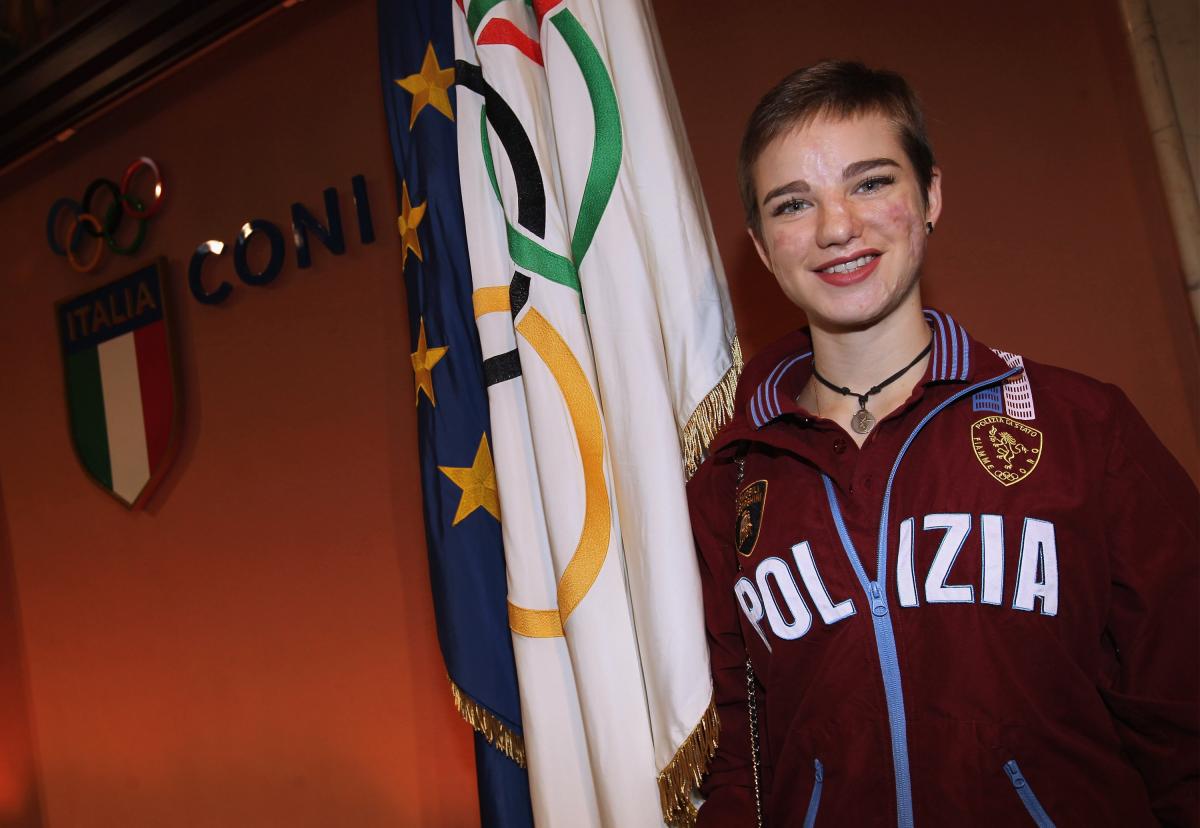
[46, 157, 165, 272]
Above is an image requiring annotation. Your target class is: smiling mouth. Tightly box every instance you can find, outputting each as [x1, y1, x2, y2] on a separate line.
[819, 254, 879, 275]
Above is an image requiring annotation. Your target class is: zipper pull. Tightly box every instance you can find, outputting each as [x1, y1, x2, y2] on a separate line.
[1003, 760, 1027, 788]
[869, 582, 888, 617]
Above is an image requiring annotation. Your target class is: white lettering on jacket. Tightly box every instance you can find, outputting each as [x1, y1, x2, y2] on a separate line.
[735, 514, 1059, 642]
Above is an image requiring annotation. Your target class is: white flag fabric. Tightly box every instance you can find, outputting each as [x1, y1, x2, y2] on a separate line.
[453, 0, 740, 823]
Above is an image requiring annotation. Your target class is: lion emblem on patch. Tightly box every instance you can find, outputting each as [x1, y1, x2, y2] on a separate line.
[735, 480, 768, 556]
[971, 415, 1042, 486]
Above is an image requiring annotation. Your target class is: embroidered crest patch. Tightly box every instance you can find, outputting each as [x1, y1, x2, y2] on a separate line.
[971, 415, 1042, 486]
[735, 480, 768, 556]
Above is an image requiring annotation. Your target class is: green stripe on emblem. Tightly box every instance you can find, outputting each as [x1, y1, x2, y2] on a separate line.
[66, 347, 113, 489]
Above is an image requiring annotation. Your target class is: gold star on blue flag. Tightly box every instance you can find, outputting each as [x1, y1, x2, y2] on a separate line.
[397, 180, 426, 269]
[411, 317, 448, 406]
[377, 2, 532, 824]
[395, 42, 456, 127]
[439, 434, 501, 525]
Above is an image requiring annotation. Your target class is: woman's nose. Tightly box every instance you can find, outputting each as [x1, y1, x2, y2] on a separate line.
[815, 199, 859, 248]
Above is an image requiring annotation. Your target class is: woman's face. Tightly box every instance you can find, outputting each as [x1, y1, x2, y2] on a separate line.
[750, 112, 942, 332]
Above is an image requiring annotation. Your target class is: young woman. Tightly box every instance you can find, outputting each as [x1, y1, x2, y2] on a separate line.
[688, 61, 1198, 827]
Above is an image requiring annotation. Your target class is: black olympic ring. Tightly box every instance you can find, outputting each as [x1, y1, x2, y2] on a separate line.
[46, 157, 166, 272]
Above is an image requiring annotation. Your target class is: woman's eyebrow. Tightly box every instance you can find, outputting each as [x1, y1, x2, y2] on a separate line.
[761, 180, 810, 205]
[843, 158, 899, 179]
[761, 158, 901, 205]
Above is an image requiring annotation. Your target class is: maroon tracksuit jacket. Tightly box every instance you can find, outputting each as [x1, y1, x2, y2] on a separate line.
[688, 309, 1199, 827]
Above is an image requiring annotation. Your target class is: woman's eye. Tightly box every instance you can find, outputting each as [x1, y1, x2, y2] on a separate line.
[855, 175, 895, 194]
[772, 198, 810, 216]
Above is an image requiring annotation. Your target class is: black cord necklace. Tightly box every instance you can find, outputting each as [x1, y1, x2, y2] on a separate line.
[811, 338, 933, 434]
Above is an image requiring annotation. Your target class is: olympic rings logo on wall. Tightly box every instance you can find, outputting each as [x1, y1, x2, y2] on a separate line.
[45, 157, 166, 273]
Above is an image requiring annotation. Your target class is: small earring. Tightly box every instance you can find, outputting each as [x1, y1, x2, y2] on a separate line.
[925, 221, 934, 235]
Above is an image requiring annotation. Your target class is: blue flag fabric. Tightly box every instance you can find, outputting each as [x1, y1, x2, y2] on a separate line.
[376, 2, 533, 824]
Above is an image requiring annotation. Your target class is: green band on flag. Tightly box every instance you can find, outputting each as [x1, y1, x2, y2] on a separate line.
[480, 105, 582, 294]
[467, 0, 506, 36]
[507, 225, 580, 291]
[550, 10, 622, 269]
[480, 106, 503, 203]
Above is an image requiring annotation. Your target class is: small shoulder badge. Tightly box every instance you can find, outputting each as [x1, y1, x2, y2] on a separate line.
[735, 480, 768, 556]
[971, 415, 1042, 486]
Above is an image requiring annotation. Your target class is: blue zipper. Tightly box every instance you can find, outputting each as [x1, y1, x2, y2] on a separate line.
[823, 475, 913, 826]
[1004, 760, 1056, 827]
[803, 758, 824, 828]
[821, 367, 1020, 828]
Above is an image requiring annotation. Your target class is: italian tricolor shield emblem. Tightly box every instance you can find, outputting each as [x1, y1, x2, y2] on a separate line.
[57, 261, 179, 508]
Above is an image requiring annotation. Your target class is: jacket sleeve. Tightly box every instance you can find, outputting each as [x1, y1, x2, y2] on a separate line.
[1097, 389, 1199, 827]
[689, 458, 769, 826]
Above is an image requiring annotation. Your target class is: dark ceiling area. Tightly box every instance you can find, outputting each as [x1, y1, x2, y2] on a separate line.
[0, 0, 283, 174]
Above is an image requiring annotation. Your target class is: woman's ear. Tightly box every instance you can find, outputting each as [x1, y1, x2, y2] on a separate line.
[926, 166, 943, 228]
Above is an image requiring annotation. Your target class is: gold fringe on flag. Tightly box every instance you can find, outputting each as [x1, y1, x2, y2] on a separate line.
[448, 679, 527, 768]
[681, 337, 744, 480]
[657, 699, 720, 826]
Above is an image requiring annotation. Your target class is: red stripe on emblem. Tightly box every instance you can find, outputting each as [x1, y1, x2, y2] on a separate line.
[478, 18, 544, 65]
[134, 320, 173, 474]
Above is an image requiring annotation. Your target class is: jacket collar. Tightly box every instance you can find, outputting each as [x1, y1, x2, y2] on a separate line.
[735, 308, 1009, 437]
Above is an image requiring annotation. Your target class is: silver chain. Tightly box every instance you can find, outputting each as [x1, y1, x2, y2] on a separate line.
[745, 654, 764, 827]
[735, 452, 765, 827]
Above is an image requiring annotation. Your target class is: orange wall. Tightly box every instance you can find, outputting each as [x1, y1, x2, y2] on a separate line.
[654, 0, 1199, 476]
[0, 2, 476, 826]
[0, 1, 1197, 827]
[0, 481, 43, 827]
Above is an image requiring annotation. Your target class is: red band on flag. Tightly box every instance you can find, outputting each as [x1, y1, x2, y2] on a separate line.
[532, 0, 564, 27]
[479, 18, 544, 65]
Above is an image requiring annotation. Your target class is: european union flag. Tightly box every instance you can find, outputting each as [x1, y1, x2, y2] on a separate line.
[377, 2, 532, 824]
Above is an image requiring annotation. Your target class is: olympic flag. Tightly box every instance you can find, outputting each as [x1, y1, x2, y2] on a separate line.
[453, 0, 740, 824]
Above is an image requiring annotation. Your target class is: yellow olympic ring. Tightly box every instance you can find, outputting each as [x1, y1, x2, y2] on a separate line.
[64, 213, 104, 273]
[472, 290, 612, 636]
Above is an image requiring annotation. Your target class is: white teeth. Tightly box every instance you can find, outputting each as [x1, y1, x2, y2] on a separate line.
[822, 254, 877, 274]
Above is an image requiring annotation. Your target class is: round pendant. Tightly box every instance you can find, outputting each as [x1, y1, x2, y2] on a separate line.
[851, 408, 876, 434]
